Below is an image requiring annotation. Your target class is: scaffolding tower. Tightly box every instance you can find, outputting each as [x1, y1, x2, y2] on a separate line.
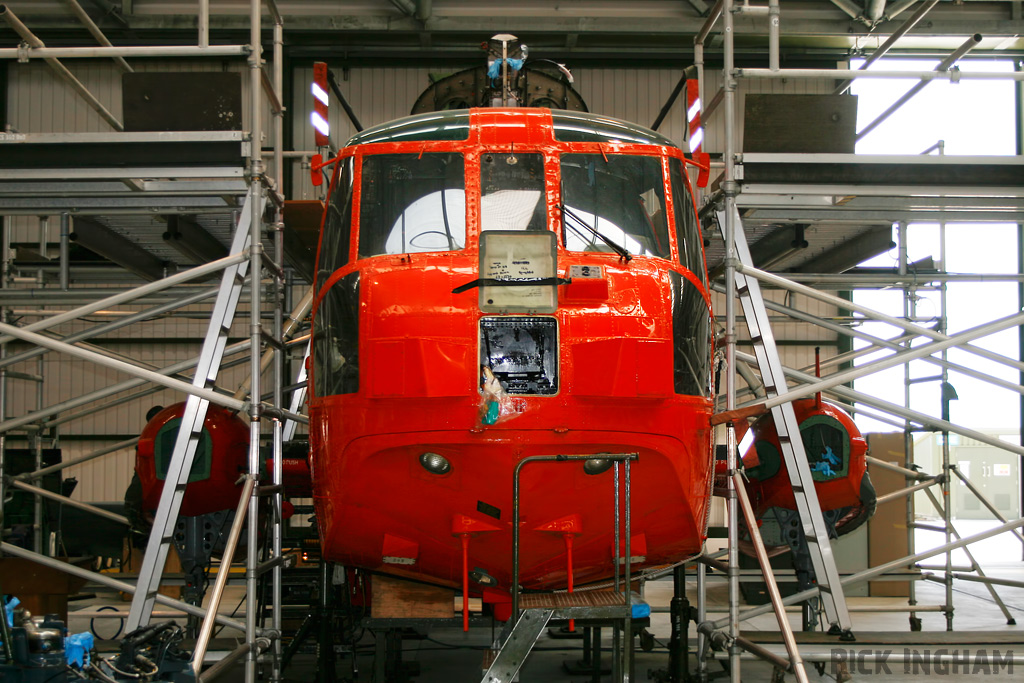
[690, 0, 1024, 680]
[0, 2, 297, 683]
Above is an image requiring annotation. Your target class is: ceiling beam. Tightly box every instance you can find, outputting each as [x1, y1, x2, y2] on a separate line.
[795, 225, 894, 273]
[3, 4, 1024, 40]
[751, 224, 810, 270]
[84, 0, 129, 29]
[69, 217, 167, 281]
[683, 0, 712, 16]
[389, 0, 416, 17]
[162, 215, 228, 265]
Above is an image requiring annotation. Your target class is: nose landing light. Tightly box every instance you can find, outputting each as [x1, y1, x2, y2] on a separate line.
[420, 452, 452, 475]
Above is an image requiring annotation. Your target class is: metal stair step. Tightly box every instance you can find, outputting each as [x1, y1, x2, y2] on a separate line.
[519, 591, 650, 620]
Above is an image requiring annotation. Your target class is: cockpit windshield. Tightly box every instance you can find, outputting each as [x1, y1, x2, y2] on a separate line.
[353, 150, 682, 262]
[560, 154, 671, 260]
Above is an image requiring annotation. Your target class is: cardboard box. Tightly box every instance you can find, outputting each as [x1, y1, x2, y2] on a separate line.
[866, 433, 911, 597]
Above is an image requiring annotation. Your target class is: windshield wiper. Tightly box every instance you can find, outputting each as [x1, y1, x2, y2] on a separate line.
[560, 204, 632, 262]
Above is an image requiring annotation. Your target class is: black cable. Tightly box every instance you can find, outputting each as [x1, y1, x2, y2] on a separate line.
[211, 593, 247, 640]
[89, 605, 124, 641]
[42, 667, 74, 683]
[423, 636, 489, 651]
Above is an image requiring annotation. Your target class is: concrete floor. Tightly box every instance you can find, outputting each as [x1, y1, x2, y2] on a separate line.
[315, 562, 1024, 682]
[67, 521, 1024, 682]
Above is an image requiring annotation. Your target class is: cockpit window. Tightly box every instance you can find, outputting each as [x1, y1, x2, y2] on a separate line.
[358, 153, 466, 258]
[480, 153, 547, 232]
[316, 157, 354, 293]
[669, 158, 707, 286]
[560, 154, 671, 259]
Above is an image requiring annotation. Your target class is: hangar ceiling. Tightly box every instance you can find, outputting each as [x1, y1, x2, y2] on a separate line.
[0, 0, 1022, 65]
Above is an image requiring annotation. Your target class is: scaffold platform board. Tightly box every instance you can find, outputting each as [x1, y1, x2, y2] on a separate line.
[735, 153, 1024, 225]
[743, 630, 1024, 646]
[0, 131, 249, 215]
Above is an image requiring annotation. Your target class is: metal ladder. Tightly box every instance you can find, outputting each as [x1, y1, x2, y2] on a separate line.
[717, 206, 853, 636]
[126, 190, 267, 632]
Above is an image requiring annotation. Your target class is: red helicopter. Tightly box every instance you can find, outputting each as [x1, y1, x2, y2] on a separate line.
[133, 402, 311, 610]
[307, 43, 715, 622]
[305, 37, 875, 625]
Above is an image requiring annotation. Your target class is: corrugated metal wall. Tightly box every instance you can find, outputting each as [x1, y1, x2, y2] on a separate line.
[4, 59, 836, 503]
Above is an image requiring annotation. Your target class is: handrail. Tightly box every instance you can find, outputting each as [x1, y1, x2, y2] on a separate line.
[511, 452, 638, 620]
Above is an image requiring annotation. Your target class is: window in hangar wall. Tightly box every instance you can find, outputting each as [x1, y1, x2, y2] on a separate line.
[848, 58, 1019, 437]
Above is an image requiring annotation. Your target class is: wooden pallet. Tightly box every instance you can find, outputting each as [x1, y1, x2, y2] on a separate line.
[370, 574, 456, 619]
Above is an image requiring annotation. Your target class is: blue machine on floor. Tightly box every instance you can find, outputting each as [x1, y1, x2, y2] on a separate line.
[1, 596, 193, 683]
[0, 600, 73, 683]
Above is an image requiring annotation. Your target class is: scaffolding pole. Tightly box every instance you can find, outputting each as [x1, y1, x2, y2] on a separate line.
[749, 310, 1024, 411]
[721, 0, 741, 679]
[921, 487, 1016, 625]
[735, 263, 1024, 375]
[59, 0, 133, 73]
[0, 542, 249, 633]
[0, 4, 124, 130]
[712, 280, 1024, 400]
